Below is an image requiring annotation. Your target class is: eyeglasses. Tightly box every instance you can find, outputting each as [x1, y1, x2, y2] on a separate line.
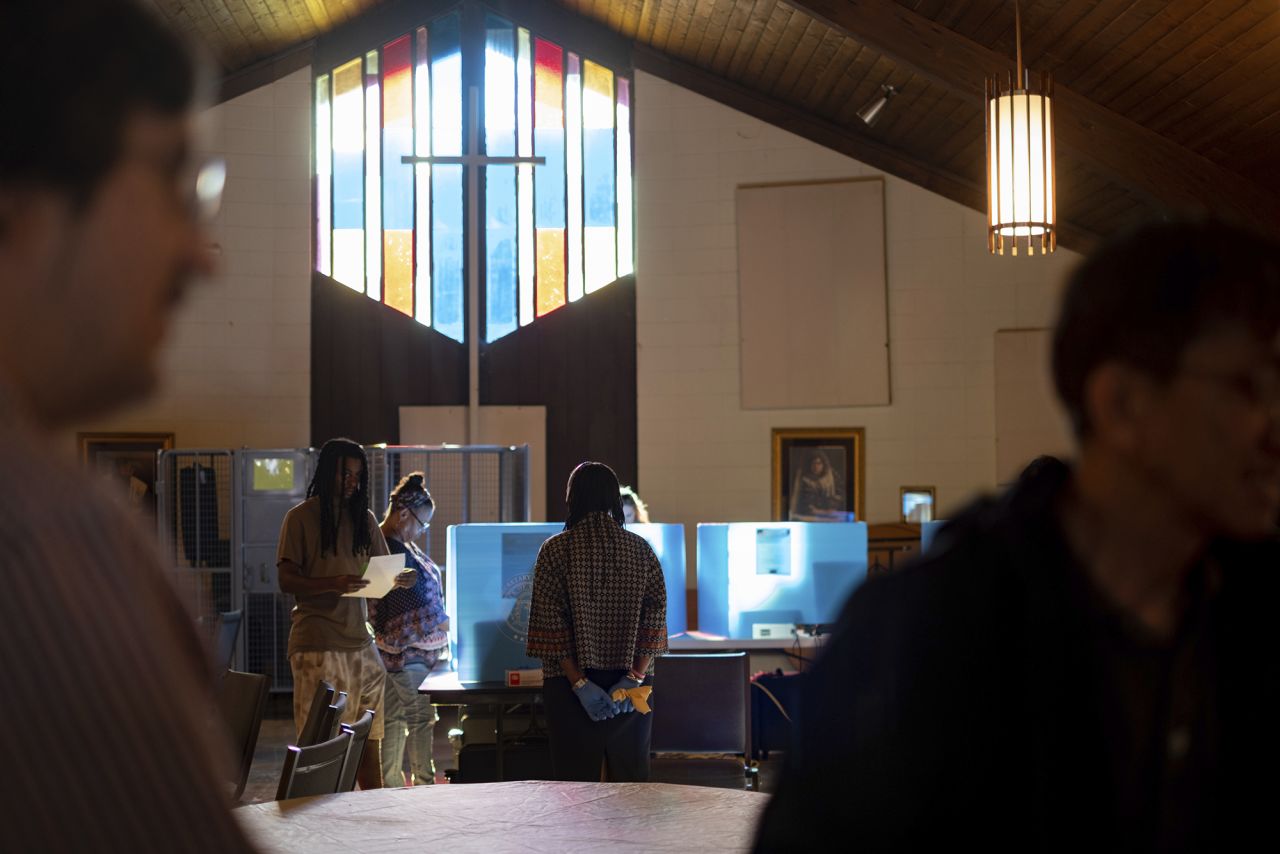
[191, 158, 226, 224]
[126, 148, 225, 225]
[407, 506, 430, 528]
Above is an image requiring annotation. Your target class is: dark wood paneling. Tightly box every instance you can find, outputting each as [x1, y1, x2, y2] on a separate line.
[481, 277, 638, 524]
[1115, 4, 1278, 122]
[311, 272, 468, 446]
[311, 0, 459, 73]
[789, 0, 1280, 228]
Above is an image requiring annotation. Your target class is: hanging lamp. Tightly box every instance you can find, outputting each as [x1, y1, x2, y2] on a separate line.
[986, 0, 1055, 255]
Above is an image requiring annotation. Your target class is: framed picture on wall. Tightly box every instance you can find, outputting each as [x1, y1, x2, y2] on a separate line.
[78, 432, 174, 516]
[771, 428, 865, 522]
[900, 486, 936, 523]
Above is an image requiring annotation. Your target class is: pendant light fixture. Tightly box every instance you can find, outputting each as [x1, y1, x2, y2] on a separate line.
[986, 0, 1055, 255]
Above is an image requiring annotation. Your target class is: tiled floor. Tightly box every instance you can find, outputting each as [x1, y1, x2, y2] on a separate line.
[239, 696, 781, 805]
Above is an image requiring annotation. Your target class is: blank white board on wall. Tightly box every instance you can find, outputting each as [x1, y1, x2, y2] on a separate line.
[736, 177, 890, 409]
[994, 329, 1074, 485]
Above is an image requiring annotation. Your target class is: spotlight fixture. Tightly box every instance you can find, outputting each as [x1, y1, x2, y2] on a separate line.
[986, 0, 1056, 255]
[856, 84, 898, 126]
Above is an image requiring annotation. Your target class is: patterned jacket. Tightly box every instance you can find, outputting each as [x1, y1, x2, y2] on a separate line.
[526, 512, 667, 678]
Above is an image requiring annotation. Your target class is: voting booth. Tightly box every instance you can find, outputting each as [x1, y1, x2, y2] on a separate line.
[446, 523, 562, 683]
[696, 522, 868, 639]
[624, 523, 687, 636]
[447, 522, 688, 682]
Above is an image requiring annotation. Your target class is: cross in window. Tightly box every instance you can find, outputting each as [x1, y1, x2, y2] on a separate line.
[402, 87, 547, 443]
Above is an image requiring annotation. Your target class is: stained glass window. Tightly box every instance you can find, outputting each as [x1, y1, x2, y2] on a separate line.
[313, 7, 633, 344]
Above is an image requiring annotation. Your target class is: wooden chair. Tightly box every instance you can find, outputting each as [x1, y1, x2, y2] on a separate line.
[213, 609, 243, 673]
[275, 730, 353, 801]
[297, 681, 336, 747]
[337, 709, 376, 792]
[650, 652, 758, 790]
[217, 669, 269, 802]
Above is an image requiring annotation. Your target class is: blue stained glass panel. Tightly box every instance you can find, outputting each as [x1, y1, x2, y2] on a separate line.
[583, 129, 615, 227]
[333, 151, 364, 228]
[430, 13, 463, 342]
[432, 165, 464, 342]
[535, 129, 566, 227]
[485, 16, 518, 342]
[382, 126, 414, 231]
[486, 164, 518, 342]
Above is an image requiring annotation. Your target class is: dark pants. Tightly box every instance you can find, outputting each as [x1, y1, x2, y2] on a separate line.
[543, 669, 653, 782]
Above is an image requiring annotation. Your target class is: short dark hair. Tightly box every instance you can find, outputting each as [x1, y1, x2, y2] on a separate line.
[564, 462, 624, 529]
[0, 0, 198, 207]
[1052, 218, 1280, 437]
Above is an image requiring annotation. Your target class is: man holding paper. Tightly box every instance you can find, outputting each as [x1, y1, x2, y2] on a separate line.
[277, 437, 402, 789]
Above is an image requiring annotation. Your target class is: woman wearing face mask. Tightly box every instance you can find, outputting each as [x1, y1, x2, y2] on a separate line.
[369, 472, 449, 787]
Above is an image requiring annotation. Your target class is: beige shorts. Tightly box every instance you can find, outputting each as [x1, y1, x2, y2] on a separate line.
[290, 644, 386, 741]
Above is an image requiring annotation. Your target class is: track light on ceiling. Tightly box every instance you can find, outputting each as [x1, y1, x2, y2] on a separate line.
[857, 84, 898, 126]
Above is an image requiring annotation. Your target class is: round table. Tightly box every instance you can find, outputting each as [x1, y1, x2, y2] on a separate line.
[237, 780, 767, 852]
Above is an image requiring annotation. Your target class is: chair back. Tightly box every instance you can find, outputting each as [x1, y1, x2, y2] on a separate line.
[275, 730, 353, 801]
[320, 691, 349, 742]
[213, 609, 243, 673]
[651, 652, 751, 755]
[337, 709, 376, 792]
[217, 669, 269, 801]
[297, 681, 336, 747]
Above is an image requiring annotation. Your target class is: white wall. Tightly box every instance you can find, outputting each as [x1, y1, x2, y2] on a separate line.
[633, 70, 1081, 528]
[74, 68, 313, 450]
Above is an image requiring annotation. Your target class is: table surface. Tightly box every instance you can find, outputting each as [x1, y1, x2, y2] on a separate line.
[667, 635, 827, 651]
[237, 781, 767, 852]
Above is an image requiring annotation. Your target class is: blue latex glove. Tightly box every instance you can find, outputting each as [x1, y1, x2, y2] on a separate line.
[607, 676, 643, 713]
[573, 679, 617, 722]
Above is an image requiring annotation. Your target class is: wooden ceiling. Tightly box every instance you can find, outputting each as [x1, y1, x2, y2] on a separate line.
[148, 0, 1280, 249]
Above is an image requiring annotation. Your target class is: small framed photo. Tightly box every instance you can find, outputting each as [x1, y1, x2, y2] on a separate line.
[78, 432, 174, 514]
[772, 428, 865, 522]
[900, 486, 936, 523]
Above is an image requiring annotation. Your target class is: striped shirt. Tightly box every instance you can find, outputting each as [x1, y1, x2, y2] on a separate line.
[526, 512, 668, 679]
[0, 386, 256, 852]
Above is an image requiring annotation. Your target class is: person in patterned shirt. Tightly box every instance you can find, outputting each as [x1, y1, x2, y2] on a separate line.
[370, 471, 449, 786]
[526, 462, 668, 782]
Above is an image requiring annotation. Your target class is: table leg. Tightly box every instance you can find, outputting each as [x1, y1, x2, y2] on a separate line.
[495, 704, 505, 781]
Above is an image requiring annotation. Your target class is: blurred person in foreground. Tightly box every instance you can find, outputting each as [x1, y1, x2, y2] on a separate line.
[756, 219, 1280, 852]
[0, 1, 254, 850]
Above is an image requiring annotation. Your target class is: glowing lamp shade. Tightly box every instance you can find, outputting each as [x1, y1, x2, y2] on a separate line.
[986, 73, 1056, 256]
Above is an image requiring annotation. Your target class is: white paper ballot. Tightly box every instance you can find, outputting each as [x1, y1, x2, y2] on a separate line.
[342, 554, 405, 598]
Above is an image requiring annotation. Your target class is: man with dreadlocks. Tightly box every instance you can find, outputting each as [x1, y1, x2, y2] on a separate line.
[278, 437, 391, 788]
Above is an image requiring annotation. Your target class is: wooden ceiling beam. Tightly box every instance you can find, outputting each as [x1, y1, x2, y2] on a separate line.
[784, 0, 1280, 230]
[632, 44, 1099, 253]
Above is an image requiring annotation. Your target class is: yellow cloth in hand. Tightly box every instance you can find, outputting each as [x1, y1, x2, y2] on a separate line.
[611, 685, 653, 714]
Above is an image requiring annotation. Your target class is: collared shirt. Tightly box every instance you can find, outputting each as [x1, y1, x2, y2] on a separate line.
[526, 512, 667, 679]
[0, 383, 255, 851]
[369, 537, 448, 672]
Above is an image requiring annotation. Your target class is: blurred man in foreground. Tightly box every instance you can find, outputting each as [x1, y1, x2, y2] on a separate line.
[756, 219, 1280, 852]
[0, 1, 254, 849]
